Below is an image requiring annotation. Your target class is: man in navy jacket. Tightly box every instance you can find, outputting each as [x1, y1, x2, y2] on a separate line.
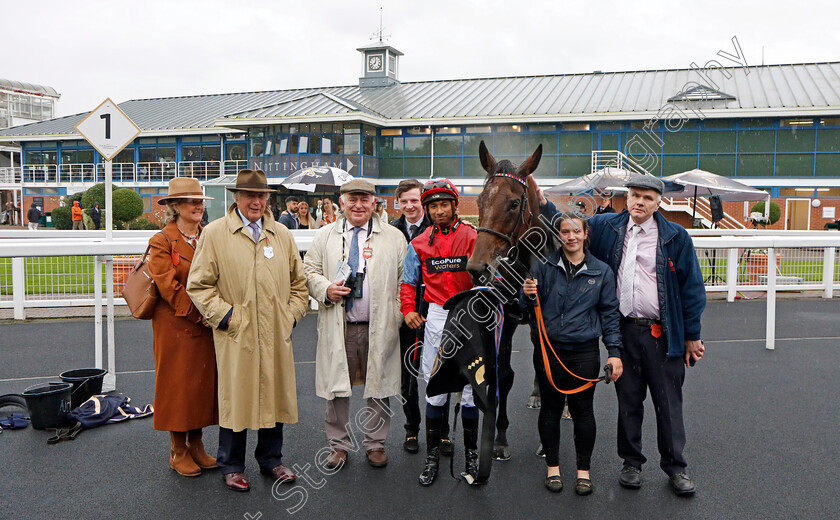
[540, 176, 706, 496]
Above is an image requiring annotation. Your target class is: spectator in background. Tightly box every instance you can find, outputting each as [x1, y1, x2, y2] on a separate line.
[297, 200, 314, 229]
[278, 196, 300, 230]
[319, 196, 337, 226]
[71, 200, 84, 230]
[374, 200, 388, 222]
[595, 194, 616, 215]
[90, 203, 102, 230]
[27, 203, 41, 230]
[2, 201, 12, 225]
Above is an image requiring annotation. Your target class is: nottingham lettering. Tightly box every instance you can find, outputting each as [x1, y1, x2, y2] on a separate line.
[425, 256, 468, 273]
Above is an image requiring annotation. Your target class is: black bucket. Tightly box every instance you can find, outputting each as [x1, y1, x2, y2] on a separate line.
[22, 382, 72, 429]
[59, 368, 107, 409]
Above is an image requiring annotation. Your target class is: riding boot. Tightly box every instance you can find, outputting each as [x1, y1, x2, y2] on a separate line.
[187, 429, 218, 469]
[419, 415, 442, 486]
[463, 416, 479, 479]
[170, 432, 201, 477]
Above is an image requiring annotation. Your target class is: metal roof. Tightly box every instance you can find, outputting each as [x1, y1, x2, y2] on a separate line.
[2, 61, 840, 140]
[0, 78, 60, 98]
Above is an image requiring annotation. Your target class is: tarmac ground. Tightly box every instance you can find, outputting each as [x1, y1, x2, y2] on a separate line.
[0, 298, 838, 520]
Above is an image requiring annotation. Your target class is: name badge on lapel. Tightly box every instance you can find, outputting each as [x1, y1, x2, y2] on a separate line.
[363, 247, 373, 259]
[263, 246, 274, 259]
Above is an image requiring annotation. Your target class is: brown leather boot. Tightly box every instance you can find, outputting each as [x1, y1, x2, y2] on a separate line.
[187, 429, 218, 469]
[170, 431, 201, 477]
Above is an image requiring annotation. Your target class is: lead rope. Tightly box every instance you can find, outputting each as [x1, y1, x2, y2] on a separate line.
[533, 293, 603, 394]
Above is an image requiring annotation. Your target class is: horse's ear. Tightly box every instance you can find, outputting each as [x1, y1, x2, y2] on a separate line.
[479, 140, 496, 173]
[518, 144, 543, 177]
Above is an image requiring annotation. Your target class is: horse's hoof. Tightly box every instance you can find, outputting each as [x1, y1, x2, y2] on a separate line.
[526, 395, 541, 409]
[493, 445, 511, 461]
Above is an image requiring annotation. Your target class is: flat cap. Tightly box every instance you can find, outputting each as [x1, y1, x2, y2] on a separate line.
[625, 175, 665, 194]
[339, 179, 375, 195]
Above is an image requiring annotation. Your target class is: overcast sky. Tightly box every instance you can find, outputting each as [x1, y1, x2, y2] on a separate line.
[4, 0, 839, 118]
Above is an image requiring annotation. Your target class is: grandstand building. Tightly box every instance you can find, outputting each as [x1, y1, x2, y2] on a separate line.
[1, 42, 838, 229]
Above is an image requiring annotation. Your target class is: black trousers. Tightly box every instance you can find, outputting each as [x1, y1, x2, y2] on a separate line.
[616, 321, 687, 476]
[399, 323, 451, 437]
[399, 323, 422, 435]
[534, 345, 600, 470]
[217, 423, 284, 475]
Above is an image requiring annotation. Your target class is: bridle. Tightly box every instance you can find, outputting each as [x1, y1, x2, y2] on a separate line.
[475, 172, 534, 247]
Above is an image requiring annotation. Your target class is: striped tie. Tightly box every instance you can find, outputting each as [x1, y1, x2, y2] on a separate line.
[619, 225, 640, 317]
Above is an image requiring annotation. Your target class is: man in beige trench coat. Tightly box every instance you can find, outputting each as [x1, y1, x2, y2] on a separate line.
[304, 179, 406, 470]
[188, 169, 309, 492]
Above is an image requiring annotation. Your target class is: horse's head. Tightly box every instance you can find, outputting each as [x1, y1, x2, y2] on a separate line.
[467, 141, 543, 284]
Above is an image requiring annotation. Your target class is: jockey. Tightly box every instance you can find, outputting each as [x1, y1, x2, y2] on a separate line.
[401, 178, 478, 486]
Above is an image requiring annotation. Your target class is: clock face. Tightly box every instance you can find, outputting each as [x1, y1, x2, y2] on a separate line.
[368, 54, 383, 71]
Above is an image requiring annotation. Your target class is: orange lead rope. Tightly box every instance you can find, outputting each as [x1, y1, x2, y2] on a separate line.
[533, 293, 603, 395]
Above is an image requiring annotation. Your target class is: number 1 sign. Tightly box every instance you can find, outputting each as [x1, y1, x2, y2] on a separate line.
[75, 98, 141, 161]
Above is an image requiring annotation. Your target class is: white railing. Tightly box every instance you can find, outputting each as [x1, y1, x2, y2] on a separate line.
[0, 229, 317, 391]
[663, 196, 746, 230]
[0, 166, 22, 184]
[22, 164, 58, 182]
[136, 161, 178, 183]
[9, 160, 246, 185]
[178, 161, 222, 181]
[1, 230, 837, 353]
[59, 163, 96, 183]
[591, 150, 652, 176]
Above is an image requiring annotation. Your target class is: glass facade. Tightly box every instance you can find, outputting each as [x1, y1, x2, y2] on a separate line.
[0, 92, 55, 127]
[370, 119, 840, 180]
[16, 117, 840, 198]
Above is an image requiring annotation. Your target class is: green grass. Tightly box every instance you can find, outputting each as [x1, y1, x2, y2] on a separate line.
[698, 258, 840, 283]
[0, 256, 139, 296]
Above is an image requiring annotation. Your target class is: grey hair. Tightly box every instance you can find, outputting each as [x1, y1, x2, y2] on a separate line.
[163, 201, 180, 225]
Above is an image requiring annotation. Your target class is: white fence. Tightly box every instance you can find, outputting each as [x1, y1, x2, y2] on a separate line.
[1, 229, 839, 389]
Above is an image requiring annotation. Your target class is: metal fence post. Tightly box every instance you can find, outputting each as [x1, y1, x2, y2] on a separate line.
[823, 247, 836, 299]
[766, 247, 776, 351]
[727, 248, 738, 302]
[12, 257, 25, 320]
[102, 256, 117, 392]
[94, 255, 103, 369]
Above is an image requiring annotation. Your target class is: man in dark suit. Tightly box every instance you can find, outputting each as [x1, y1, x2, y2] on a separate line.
[541, 176, 706, 496]
[390, 179, 431, 453]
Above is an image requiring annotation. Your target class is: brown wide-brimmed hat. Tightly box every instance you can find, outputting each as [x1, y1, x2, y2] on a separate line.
[157, 177, 213, 205]
[226, 169, 276, 193]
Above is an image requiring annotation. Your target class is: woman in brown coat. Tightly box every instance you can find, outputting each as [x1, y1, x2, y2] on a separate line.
[149, 177, 219, 477]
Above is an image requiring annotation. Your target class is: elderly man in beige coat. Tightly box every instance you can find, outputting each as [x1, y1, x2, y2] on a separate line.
[188, 169, 309, 493]
[304, 179, 406, 470]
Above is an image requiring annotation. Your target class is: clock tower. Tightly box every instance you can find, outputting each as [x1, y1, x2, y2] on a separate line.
[357, 40, 403, 88]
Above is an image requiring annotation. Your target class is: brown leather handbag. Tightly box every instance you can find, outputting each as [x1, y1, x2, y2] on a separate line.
[123, 233, 167, 319]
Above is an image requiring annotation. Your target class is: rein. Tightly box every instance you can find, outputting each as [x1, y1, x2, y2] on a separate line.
[533, 293, 611, 394]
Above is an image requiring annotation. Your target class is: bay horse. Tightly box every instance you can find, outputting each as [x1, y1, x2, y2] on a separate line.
[468, 141, 553, 459]
[427, 141, 554, 483]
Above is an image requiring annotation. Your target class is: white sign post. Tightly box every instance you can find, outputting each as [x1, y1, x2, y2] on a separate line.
[75, 99, 141, 392]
